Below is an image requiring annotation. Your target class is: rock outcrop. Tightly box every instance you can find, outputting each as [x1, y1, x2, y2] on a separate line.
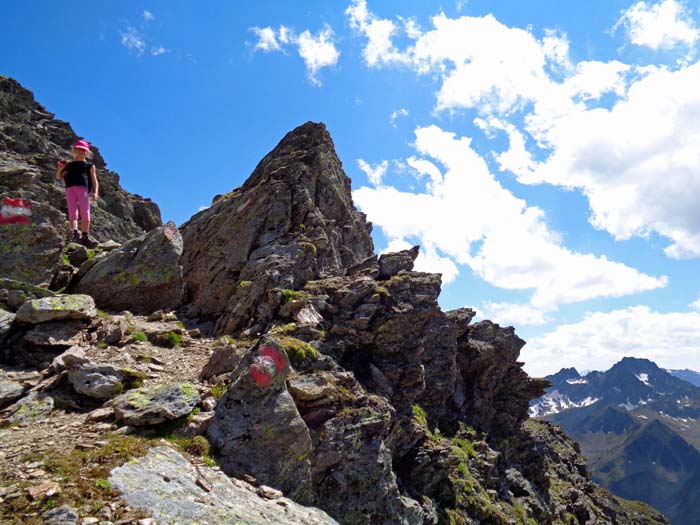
[0, 75, 162, 288]
[179, 122, 374, 334]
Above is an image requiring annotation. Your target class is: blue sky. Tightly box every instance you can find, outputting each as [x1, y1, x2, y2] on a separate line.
[2, 0, 700, 376]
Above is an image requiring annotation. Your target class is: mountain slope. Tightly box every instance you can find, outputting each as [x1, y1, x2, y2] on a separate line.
[533, 358, 700, 524]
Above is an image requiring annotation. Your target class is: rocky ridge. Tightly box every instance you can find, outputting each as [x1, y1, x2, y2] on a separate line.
[0, 78, 669, 525]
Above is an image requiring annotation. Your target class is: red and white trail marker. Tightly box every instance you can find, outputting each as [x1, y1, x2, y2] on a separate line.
[0, 197, 32, 224]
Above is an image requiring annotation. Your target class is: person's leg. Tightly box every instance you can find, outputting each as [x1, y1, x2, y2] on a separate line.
[76, 187, 98, 247]
[65, 187, 80, 241]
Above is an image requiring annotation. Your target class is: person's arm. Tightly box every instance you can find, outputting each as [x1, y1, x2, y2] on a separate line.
[55, 160, 66, 180]
[90, 165, 99, 201]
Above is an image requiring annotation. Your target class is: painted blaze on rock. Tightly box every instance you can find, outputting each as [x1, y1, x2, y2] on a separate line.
[207, 337, 313, 504]
[250, 344, 288, 387]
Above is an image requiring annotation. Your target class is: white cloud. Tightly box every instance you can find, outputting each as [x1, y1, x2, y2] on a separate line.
[523, 63, 700, 259]
[251, 26, 285, 52]
[347, 5, 700, 261]
[357, 159, 388, 186]
[296, 25, 340, 85]
[616, 0, 699, 50]
[390, 108, 409, 125]
[346, 0, 414, 66]
[482, 301, 549, 326]
[120, 27, 146, 56]
[522, 306, 700, 376]
[120, 20, 167, 58]
[353, 125, 667, 313]
[691, 294, 700, 310]
[250, 24, 339, 85]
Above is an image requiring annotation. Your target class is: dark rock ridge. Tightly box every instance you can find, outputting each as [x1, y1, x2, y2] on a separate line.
[0, 75, 161, 287]
[179, 121, 374, 334]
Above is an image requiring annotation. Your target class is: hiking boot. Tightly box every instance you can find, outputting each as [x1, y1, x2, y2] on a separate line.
[80, 233, 98, 249]
[70, 230, 81, 244]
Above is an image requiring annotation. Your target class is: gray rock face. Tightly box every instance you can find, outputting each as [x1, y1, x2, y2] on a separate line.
[72, 222, 183, 314]
[180, 122, 374, 335]
[109, 446, 339, 525]
[112, 383, 200, 426]
[208, 339, 314, 504]
[14, 294, 96, 324]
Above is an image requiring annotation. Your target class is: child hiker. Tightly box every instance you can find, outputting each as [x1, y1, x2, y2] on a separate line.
[55, 139, 99, 248]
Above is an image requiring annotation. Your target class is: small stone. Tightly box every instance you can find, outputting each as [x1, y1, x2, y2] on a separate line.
[81, 518, 100, 525]
[188, 328, 202, 338]
[147, 310, 164, 322]
[257, 485, 283, 500]
[43, 504, 79, 525]
[201, 396, 217, 412]
[87, 407, 115, 423]
[196, 477, 212, 492]
[27, 480, 61, 500]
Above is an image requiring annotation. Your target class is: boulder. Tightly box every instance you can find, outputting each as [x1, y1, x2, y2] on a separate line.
[109, 446, 339, 525]
[61, 353, 145, 400]
[1, 392, 53, 425]
[112, 382, 200, 426]
[0, 378, 25, 409]
[14, 294, 96, 324]
[72, 222, 183, 314]
[208, 339, 314, 504]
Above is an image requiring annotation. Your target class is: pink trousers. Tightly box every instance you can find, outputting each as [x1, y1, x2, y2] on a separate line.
[65, 186, 90, 222]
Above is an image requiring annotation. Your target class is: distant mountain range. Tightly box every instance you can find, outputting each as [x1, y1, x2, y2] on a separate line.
[531, 357, 700, 525]
[667, 368, 700, 387]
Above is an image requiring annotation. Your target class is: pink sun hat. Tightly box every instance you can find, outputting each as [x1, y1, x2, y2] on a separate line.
[72, 139, 91, 151]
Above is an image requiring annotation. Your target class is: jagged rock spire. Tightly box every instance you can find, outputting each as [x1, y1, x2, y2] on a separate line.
[180, 121, 374, 334]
